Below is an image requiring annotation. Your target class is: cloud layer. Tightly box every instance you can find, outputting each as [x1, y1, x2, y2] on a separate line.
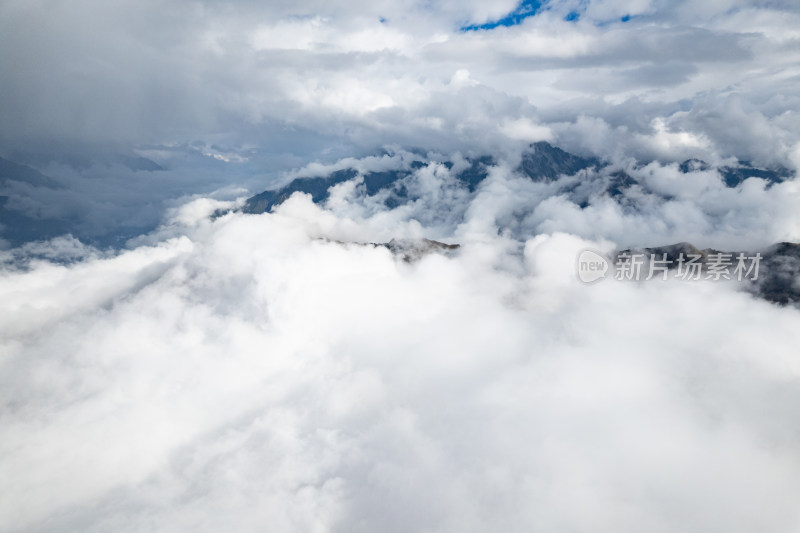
[2, 0, 799, 248]
[2, 0, 800, 165]
[2, 191, 800, 532]
[2, 1, 800, 531]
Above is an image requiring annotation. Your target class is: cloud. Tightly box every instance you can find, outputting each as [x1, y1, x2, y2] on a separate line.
[2, 0, 798, 160]
[2, 0, 799, 249]
[2, 196, 800, 531]
[2, 2, 800, 530]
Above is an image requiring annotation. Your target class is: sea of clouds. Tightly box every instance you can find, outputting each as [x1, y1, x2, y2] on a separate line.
[2, 168, 800, 531]
[2, 0, 800, 531]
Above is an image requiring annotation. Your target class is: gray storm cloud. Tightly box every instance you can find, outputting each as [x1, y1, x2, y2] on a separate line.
[1, 0, 799, 164]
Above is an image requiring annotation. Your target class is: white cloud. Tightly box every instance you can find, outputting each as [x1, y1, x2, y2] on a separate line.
[2, 197, 800, 531]
[2, 1, 800, 530]
[500, 117, 553, 141]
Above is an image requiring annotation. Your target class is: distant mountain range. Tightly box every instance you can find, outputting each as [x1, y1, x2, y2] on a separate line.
[242, 141, 791, 214]
[0, 142, 797, 304]
[238, 142, 798, 306]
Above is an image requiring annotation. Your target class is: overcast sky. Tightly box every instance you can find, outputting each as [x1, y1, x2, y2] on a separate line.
[2, 0, 800, 165]
[1, 1, 800, 532]
[1, 0, 799, 244]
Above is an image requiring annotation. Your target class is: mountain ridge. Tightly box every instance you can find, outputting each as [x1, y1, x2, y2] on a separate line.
[242, 142, 792, 215]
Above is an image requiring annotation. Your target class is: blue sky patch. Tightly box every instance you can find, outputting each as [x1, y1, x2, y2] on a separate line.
[460, 0, 543, 31]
